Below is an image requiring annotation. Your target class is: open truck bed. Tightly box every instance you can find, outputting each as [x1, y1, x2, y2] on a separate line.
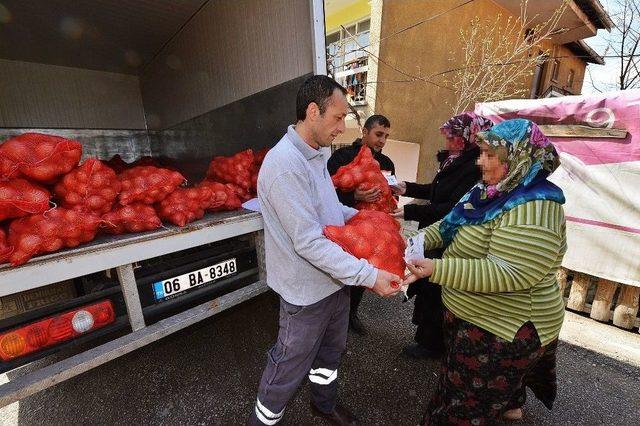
[0, 0, 326, 406]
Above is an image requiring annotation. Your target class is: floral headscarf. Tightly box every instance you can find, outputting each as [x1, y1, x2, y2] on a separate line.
[438, 119, 564, 245]
[475, 119, 561, 198]
[440, 112, 494, 151]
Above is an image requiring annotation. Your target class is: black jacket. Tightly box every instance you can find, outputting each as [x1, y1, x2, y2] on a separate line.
[327, 139, 395, 208]
[403, 146, 481, 230]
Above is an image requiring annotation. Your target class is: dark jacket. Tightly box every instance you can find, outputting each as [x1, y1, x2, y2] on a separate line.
[403, 146, 481, 231]
[404, 146, 481, 308]
[327, 139, 395, 208]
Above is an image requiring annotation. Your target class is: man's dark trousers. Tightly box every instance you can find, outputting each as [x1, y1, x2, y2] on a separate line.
[249, 286, 350, 425]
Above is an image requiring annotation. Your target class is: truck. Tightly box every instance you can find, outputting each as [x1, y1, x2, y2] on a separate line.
[0, 0, 327, 406]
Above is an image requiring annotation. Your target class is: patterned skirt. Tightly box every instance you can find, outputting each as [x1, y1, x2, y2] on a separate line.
[422, 310, 558, 426]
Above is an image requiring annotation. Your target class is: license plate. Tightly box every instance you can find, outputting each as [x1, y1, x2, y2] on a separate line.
[152, 258, 237, 301]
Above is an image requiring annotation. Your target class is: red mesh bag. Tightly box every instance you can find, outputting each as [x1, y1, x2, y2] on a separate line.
[0, 133, 82, 183]
[118, 166, 185, 205]
[101, 203, 162, 235]
[8, 207, 101, 266]
[206, 149, 255, 191]
[0, 228, 12, 264]
[254, 148, 269, 167]
[105, 154, 129, 174]
[324, 210, 406, 281]
[0, 179, 51, 221]
[225, 183, 253, 202]
[54, 158, 121, 214]
[250, 148, 270, 193]
[197, 181, 242, 212]
[156, 186, 212, 227]
[331, 145, 397, 213]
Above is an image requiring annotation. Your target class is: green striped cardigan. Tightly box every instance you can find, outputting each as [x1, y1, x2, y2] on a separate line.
[409, 199, 566, 346]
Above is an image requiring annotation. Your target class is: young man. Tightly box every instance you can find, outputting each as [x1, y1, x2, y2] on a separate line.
[327, 115, 395, 336]
[249, 76, 400, 426]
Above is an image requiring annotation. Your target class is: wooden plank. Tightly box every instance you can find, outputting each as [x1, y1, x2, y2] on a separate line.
[557, 267, 568, 299]
[567, 272, 591, 312]
[590, 279, 618, 322]
[538, 124, 627, 139]
[612, 285, 640, 330]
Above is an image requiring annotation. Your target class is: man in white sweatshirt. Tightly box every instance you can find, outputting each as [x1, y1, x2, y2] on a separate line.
[249, 75, 400, 426]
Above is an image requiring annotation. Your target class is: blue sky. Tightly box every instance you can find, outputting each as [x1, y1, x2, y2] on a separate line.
[582, 0, 627, 94]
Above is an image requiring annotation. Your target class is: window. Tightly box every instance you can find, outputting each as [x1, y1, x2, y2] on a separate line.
[567, 69, 575, 87]
[325, 18, 371, 105]
[551, 59, 560, 82]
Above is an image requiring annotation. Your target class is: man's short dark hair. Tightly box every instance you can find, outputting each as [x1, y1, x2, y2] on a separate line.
[363, 114, 391, 130]
[296, 75, 347, 121]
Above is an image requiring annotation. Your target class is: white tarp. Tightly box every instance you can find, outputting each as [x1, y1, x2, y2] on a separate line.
[476, 90, 640, 286]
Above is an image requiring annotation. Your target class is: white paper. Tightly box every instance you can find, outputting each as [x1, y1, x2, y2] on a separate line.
[382, 171, 400, 187]
[404, 232, 425, 263]
[242, 197, 261, 212]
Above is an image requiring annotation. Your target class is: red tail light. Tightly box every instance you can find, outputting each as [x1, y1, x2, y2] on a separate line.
[0, 300, 115, 361]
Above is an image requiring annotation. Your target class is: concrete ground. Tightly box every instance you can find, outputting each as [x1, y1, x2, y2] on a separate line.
[1, 290, 639, 425]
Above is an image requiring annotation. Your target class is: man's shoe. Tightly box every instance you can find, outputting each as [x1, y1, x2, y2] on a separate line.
[402, 343, 442, 360]
[310, 402, 358, 425]
[348, 315, 367, 336]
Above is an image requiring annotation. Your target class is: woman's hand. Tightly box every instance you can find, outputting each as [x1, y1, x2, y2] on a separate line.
[391, 181, 407, 195]
[403, 259, 435, 285]
[391, 208, 404, 219]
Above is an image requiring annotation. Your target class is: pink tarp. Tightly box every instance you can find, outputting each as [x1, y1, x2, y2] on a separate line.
[476, 90, 640, 286]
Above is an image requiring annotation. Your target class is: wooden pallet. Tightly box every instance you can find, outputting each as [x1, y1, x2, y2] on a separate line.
[559, 268, 640, 331]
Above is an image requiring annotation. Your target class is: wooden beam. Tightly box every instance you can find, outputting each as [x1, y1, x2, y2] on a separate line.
[590, 279, 618, 322]
[612, 285, 640, 330]
[538, 125, 627, 139]
[567, 272, 591, 312]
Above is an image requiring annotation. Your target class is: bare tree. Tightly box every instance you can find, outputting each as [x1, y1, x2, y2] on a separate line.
[437, 0, 570, 114]
[608, 0, 640, 90]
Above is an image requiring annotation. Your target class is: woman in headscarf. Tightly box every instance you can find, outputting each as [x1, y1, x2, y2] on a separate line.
[392, 112, 493, 359]
[403, 119, 566, 425]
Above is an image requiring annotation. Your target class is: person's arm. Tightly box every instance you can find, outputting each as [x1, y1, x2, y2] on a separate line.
[341, 204, 358, 222]
[267, 171, 377, 287]
[404, 169, 479, 224]
[431, 205, 564, 293]
[406, 220, 444, 252]
[404, 182, 432, 200]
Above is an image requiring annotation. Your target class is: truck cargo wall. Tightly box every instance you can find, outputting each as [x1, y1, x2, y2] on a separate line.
[140, 0, 314, 131]
[0, 59, 146, 130]
[149, 75, 309, 182]
[0, 128, 151, 163]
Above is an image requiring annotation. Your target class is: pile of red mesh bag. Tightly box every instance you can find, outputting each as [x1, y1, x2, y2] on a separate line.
[118, 166, 185, 205]
[105, 154, 129, 174]
[101, 203, 162, 235]
[206, 149, 254, 192]
[0, 179, 51, 221]
[0, 133, 82, 183]
[324, 210, 406, 282]
[197, 181, 242, 212]
[8, 207, 101, 266]
[225, 183, 253, 202]
[0, 228, 11, 263]
[331, 146, 397, 213]
[156, 186, 212, 227]
[54, 158, 121, 214]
